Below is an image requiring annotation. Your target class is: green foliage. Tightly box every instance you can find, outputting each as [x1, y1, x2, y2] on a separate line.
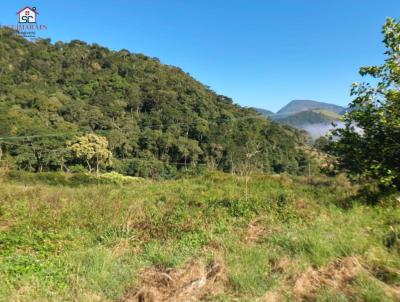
[5, 170, 142, 186]
[0, 172, 399, 300]
[94, 171, 142, 184]
[67, 133, 112, 174]
[383, 226, 400, 253]
[0, 27, 309, 178]
[314, 136, 329, 151]
[7, 170, 78, 185]
[114, 158, 178, 179]
[0, 228, 72, 291]
[327, 18, 400, 193]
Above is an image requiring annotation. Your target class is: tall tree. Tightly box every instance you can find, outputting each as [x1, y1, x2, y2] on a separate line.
[67, 134, 113, 175]
[327, 18, 400, 192]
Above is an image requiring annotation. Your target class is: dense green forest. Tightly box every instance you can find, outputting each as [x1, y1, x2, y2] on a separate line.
[0, 27, 309, 178]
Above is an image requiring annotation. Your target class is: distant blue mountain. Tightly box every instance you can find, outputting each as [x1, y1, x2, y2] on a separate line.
[276, 100, 346, 116]
[253, 100, 348, 140]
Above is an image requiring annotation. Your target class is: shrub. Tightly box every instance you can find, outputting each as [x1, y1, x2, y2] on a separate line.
[68, 165, 87, 173]
[114, 158, 177, 179]
[5, 171, 141, 186]
[94, 171, 142, 185]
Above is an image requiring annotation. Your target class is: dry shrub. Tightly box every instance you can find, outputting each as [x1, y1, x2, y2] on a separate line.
[125, 261, 225, 302]
[82, 292, 103, 302]
[260, 290, 283, 302]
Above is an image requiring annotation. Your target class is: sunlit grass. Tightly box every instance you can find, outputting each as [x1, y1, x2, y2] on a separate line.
[0, 171, 399, 301]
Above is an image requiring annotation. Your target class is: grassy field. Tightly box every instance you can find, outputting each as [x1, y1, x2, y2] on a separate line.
[0, 171, 399, 301]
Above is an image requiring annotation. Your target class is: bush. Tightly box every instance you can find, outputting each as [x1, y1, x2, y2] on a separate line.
[114, 158, 177, 179]
[94, 172, 142, 185]
[6, 170, 143, 186]
[68, 165, 87, 173]
[7, 171, 70, 185]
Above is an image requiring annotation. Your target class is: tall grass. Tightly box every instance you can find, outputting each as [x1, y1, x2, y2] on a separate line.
[0, 171, 399, 301]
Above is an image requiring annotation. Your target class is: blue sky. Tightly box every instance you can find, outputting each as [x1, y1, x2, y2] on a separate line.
[1, 1, 399, 112]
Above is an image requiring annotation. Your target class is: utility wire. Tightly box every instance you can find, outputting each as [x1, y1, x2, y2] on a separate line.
[0, 132, 80, 141]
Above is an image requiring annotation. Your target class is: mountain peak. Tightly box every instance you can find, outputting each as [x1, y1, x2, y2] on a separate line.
[277, 100, 345, 116]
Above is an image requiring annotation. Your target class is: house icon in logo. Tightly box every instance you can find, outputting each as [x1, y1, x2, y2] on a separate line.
[17, 6, 38, 23]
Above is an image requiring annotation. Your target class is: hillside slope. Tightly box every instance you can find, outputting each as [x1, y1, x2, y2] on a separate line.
[0, 28, 308, 176]
[274, 109, 342, 127]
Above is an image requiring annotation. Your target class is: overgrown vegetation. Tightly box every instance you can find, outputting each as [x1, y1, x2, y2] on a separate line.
[0, 27, 309, 178]
[0, 15, 399, 302]
[0, 171, 399, 301]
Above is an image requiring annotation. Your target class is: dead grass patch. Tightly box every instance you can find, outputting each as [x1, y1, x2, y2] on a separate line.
[245, 219, 267, 244]
[293, 257, 362, 299]
[293, 257, 400, 300]
[0, 219, 13, 231]
[270, 257, 296, 276]
[112, 239, 134, 258]
[259, 290, 283, 302]
[125, 261, 225, 301]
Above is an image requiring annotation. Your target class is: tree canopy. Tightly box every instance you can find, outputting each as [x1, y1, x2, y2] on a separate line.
[67, 134, 112, 175]
[0, 27, 310, 177]
[327, 18, 400, 192]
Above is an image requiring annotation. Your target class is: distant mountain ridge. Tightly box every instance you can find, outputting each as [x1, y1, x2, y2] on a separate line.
[274, 109, 338, 127]
[276, 100, 346, 116]
[254, 100, 347, 140]
[251, 107, 274, 117]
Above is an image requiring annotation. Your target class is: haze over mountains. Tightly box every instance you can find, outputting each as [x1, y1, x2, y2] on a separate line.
[253, 100, 347, 139]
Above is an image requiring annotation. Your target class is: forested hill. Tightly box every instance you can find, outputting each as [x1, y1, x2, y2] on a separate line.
[0, 28, 309, 177]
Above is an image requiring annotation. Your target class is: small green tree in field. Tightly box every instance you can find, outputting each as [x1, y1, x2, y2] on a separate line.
[236, 141, 262, 202]
[327, 18, 400, 192]
[67, 134, 113, 175]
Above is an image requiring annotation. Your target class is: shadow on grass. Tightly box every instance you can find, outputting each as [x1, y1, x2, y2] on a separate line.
[332, 188, 398, 210]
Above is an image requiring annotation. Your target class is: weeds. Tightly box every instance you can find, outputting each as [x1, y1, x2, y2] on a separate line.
[0, 172, 399, 300]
